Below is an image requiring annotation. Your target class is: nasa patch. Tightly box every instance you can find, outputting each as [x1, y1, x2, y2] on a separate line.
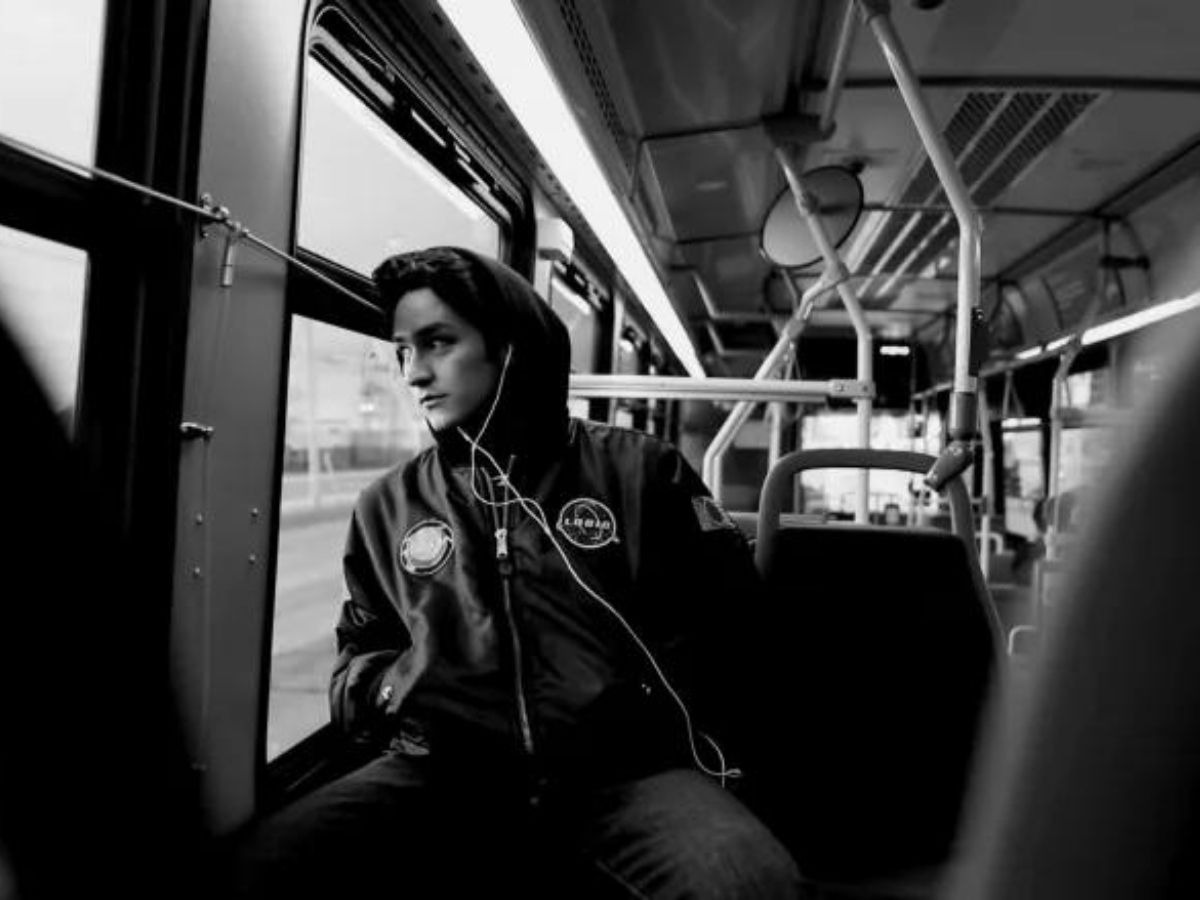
[692, 495, 737, 532]
[398, 519, 455, 576]
[556, 497, 619, 550]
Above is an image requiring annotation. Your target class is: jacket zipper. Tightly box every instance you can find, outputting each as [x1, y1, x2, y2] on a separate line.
[486, 466, 535, 756]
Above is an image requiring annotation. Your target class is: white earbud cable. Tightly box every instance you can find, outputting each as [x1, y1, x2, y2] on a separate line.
[454, 347, 740, 785]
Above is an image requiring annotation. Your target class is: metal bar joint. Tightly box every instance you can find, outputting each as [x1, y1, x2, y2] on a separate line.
[829, 379, 875, 400]
[180, 422, 215, 441]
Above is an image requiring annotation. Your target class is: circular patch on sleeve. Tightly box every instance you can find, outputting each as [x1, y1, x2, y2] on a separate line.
[398, 519, 455, 576]
[556, 497, 619, 550]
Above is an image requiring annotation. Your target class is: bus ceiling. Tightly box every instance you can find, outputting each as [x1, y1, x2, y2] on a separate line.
[506, 0, 1200, 383]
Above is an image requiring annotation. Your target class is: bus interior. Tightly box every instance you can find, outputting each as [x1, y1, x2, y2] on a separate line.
[2, 0, 1200, 896]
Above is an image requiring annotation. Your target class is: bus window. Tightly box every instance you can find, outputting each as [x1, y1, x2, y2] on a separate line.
[797, 411, 917, 521]
[297, 60, 501, 274]
[1056, 368, 1119, 525]
[548, 273, 599, 374]
[0, 226, 87, 424]
[1002, 428, 1044, 539]
[612, 327, 643, 429]
[269, 50, 508, 759]
[269, 317, 432, 760]
[0, 0, 107, 167]
[1064, 368, 1112, 408]
[1057, 428, 1112, 498]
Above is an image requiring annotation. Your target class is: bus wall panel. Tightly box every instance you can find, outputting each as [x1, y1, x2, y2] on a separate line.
[171, 0, 310, 834]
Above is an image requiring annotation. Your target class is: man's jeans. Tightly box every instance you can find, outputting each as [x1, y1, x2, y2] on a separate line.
[235, 750, 804, 898]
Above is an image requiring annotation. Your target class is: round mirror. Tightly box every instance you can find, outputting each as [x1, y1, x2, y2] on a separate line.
[760, 165, 864, 269]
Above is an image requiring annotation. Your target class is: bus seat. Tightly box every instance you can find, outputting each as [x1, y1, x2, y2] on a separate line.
[748, 449, 1001, 889]
[987, 549, 1016, 584]
[944, 331, 1200, 899]
[986, 583, 1033, 637]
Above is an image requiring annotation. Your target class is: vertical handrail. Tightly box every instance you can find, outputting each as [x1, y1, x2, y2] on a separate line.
[768, 318, 796, 469]
[1046, 351, 1071, 563]
[777, 149, 874, 524]
[820, 0, 860, 135]
[860, 0, 983, 490]
[768, 402, 786, 469]
[977, 388, 994, 579]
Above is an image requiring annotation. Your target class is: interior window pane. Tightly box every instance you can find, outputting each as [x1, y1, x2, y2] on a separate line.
[796, 412, 920, 522]
[0, 0, 107, 165]
[549, 274, 599, 374]
[297, 60, 501, 276]
[273, 51, 509, 757]
[0, 225, 87, 420]
[1002, 429, 1044, 539]
[268, 316, 432, 760]
[1057, 427, 1111, 499]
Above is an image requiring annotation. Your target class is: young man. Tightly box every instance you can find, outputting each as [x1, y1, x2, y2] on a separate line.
[238, 247, 802, 898]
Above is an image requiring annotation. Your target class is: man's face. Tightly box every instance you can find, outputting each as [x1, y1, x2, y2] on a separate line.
[392, 287, 500, 432]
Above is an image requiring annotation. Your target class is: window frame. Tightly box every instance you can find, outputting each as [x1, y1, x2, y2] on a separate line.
[0, 1, 210, 658]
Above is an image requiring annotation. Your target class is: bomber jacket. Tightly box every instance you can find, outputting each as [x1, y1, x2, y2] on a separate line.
[330, 250, 764, 784]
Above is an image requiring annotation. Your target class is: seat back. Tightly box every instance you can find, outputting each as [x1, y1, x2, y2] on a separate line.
[0, 315, 209, 897]
[945, 330, 1200, 899]
[751, 449, 1001, 881]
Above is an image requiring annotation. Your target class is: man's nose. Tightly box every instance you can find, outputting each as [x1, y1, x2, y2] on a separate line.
[405, 352, 433, 387]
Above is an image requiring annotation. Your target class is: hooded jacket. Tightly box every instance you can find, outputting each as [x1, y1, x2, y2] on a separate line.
[330, 250, 764, 785]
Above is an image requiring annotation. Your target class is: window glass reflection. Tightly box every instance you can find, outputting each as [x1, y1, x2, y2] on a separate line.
[0, 0, 107, 165]
[297, 61, 500, 276]
[268, 317, 432, 759]
[0, 225, 88, 422]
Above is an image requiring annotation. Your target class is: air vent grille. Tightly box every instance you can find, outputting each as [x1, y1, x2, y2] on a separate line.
[958, 92, 1050, 185]
[904, 92, 1100, 279]
[857, 92, 1004, 273]
[974, 92, 1097, 205]
[557, 0, 633, 173]
[859, 89, 1101, 295]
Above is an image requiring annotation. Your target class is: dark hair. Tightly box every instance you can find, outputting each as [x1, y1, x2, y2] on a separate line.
[373, 247, 507, 358]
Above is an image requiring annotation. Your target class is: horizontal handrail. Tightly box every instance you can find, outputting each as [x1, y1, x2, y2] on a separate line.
[569, 374, 871, 403]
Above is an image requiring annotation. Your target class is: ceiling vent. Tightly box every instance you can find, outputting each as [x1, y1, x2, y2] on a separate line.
[858, 90, 1101, 297]
[556, 0, 634, 174]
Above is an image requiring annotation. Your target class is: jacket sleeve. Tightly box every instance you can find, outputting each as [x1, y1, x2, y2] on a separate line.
[635, 443, 777, 773]
[329, 506, 408, 737]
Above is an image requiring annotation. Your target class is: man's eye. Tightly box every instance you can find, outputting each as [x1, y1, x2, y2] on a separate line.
[395, 346, 413, 369]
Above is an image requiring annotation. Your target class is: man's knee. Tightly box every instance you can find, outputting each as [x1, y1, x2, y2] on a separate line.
[587, 769, 805, 899]
[683, 812, 803, 899]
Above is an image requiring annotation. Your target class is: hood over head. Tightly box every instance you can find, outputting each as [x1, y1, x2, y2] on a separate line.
[373, 246, 571, 467]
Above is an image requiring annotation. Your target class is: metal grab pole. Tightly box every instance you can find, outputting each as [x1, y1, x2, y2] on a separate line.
[776, 149, 874, 524]
[820, 0, 860, 135]
[768, 317, 797, 470]
[977, 390, 994, 580]
[1046, 352, 1071, 563]
[701, 278, 830, 499]
[860, 0, 983, 489]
